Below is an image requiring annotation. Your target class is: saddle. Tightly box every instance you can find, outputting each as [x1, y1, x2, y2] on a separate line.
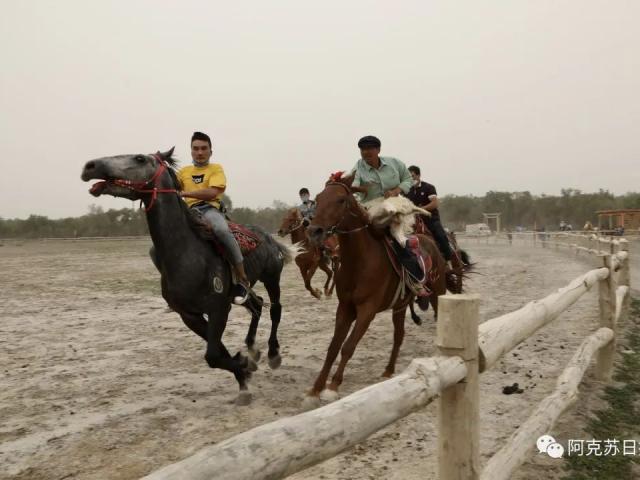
[382, 234, 434, 300]
[187, 209, 261, 256]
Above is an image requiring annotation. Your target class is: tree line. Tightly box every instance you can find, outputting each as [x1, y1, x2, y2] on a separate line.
[440, 189, 640, 231]
[1, 189, 639, 238]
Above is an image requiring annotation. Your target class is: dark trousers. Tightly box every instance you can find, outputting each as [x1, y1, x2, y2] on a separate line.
[426, 217, 453, 261]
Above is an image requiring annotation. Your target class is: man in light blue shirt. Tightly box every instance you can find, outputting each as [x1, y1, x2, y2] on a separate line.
[349, 135, 430, 302]
[350, 135, 413, 203]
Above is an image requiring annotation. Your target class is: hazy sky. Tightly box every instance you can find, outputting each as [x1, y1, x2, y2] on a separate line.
[1, 1, 639, 219]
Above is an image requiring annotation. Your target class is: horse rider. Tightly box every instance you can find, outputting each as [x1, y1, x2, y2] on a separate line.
[405, 165, 453, 269]
[298, 187, 316, 226]
[177, 131, 249, 304]
[349, 135, 429, 298]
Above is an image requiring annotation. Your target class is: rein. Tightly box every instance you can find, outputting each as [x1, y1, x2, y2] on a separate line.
[325, 182, 369, 235]
[111, 153, 178, 212]
[283, 219, 305, 236]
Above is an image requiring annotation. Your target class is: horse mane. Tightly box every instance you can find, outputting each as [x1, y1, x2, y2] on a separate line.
[162, 153, 179, 169]
[155, 154, 218, 242]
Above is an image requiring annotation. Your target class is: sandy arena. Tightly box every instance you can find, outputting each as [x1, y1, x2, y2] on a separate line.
[1, 238, 618, 479]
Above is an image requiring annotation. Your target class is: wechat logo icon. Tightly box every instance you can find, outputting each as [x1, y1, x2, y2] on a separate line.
[537, 435, 565, 459]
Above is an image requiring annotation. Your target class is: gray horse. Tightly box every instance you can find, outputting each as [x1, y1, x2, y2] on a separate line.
[81, 148, 298, 405]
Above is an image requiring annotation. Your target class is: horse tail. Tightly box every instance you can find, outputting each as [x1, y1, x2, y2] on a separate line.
[273, 237, 305, 264]
[460, 249, 472, 269]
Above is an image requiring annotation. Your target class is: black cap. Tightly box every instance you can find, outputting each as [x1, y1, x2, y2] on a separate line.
[357, 135, 381, 149]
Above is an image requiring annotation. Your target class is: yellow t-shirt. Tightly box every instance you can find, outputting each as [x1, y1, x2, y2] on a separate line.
[178, 163, 226, 208]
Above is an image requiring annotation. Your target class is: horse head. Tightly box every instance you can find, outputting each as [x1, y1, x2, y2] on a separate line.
[307, 172, 368, 245]
[277, 208, 303, 237]
[81, 147, 176, 202]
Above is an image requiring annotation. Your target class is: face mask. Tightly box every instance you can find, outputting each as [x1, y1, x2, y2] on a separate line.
[412, 179, 420, 186]
[301, 195, 310, 202]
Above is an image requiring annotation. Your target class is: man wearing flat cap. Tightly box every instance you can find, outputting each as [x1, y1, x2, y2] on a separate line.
[348, 135, 430, 299]
[349, 135, 413, 202]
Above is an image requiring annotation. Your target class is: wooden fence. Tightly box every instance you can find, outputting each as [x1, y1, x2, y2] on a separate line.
[142, 233, 632, 480]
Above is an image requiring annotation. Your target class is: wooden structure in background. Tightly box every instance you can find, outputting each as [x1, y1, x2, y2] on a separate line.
[597, 208, 640, 231]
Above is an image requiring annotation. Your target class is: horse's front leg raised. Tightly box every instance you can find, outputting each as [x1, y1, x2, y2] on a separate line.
[205, 304, 256, 406]
[324, 303, 376, 400]
[305, 302, 356, 406]
[317, 256, 334, 298]
[178, 311, 208, 340]
[297, 255, 322, 299]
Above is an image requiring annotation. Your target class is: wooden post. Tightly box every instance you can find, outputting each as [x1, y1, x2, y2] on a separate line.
[596, 254, 616, 381]
[618, 239, 631, 317]
[437, 294, 480, 480]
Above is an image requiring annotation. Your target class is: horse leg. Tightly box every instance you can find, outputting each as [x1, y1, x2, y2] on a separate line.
[204, 304, 256, 406]
[318, 256, 333, 297]
[148, 246, 160, 271]
[409, 300, 423, 325]
[325, 305, 376, 398]
[298, 256, 322, 299]
[328, 257, 339, 296]
[244, 296, 263, 363]
[179, 312, 208, 340]
[431, 295, 439, 320]
[304, 262, 322, 299]
[383, 305, 407, 377]
[264, 279, 283, 369]
[308, 302, 356, 398]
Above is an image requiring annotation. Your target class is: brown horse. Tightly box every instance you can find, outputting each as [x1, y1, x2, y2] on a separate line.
[277, 208, 337, 298]
[304, 176, 447, 404]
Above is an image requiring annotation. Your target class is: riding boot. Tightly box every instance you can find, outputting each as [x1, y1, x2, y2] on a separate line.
[232, 262, 250, 305]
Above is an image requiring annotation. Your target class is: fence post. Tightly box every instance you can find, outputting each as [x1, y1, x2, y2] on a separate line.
[618, 239, 631, 317]
[437, 294, 480, 480]
[596, 254, 616, 381]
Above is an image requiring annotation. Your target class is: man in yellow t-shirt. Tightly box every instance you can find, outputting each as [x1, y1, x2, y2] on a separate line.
[178, 131, 249, 304]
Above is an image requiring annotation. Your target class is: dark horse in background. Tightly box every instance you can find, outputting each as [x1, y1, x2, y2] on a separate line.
[277, 208, 338, 298]
[408, 219, 473, 325]
[81, 149, 297, 405]
[303, 175, 451, 406]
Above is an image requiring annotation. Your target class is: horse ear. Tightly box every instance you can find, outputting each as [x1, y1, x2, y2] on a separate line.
[158, 147, 175, 160]
[341, 174, 355, 187]
[327, 171, 356, 187]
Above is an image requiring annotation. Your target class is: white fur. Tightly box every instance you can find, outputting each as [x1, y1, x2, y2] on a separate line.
[363, 197, 430, 246]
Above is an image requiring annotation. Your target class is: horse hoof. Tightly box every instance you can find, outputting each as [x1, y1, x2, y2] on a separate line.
[382, 370, 393, 378]
[248, 348, 261, 363]
[412, 316, 422, 326]
[301, 395, 321, 411]
[268, 353, 282, 370]
[247, 357, 259, 372]
[319, 388, 339, 403]
[235, 391, 252, 406]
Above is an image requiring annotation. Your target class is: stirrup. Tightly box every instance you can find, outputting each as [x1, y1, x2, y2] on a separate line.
[232, 283, 249, 305]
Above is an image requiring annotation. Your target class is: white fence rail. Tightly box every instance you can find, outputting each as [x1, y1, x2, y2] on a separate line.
[143, 233, 632, 480]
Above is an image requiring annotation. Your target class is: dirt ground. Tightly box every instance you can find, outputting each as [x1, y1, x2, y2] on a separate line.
[0, 238, 621, 479]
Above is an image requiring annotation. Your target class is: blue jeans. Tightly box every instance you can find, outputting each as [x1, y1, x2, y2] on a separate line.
[192, 204, 244, 265]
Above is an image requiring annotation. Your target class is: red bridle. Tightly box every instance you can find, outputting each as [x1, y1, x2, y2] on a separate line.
[110, 153, 178, 212]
